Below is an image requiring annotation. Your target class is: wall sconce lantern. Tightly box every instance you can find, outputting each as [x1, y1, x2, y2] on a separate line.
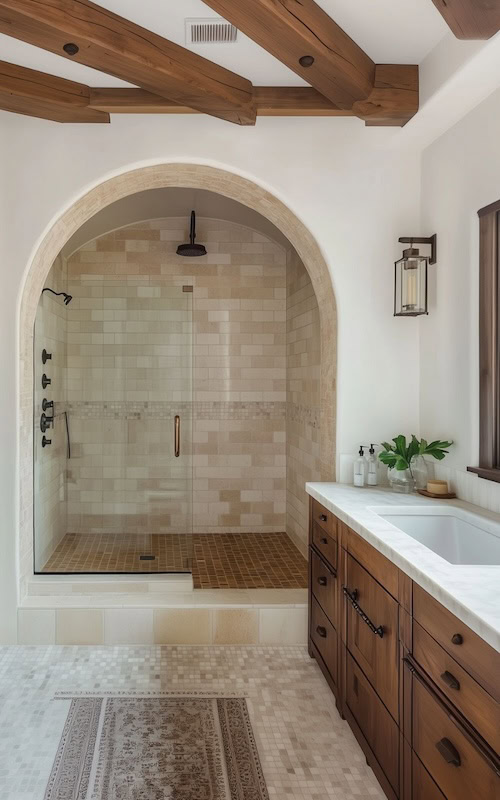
[394, 234, 437, 317]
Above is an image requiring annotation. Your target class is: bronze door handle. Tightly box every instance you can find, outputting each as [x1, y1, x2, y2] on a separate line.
[174, 415, 180, 457]
[317, 576, 327, 586]
[436, 738, 461, 767]
[316, 626, 327, 638]
[440, 671, 460, 690]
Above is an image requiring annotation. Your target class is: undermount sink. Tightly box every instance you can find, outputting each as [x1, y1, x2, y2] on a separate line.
[371, 506, 500, 566]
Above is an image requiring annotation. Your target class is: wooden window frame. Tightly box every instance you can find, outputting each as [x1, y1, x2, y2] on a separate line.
[468, 198, 500, 483]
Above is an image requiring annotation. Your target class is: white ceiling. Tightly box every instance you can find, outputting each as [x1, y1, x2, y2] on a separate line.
[0, 0, 448, 89]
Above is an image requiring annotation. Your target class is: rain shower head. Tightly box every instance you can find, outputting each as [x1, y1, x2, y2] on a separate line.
[176, 210, 207, 257]
[42, 288, 73, 305]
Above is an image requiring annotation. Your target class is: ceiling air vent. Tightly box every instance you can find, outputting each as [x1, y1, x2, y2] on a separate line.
[185, 18, 238, 44]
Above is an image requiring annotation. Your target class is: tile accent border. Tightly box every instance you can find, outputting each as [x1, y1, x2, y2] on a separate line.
[19, 163, 337, 601]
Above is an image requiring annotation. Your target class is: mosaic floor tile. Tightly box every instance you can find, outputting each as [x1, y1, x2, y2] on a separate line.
[0, 645, 384, 800]
[41, 532, 308, 589]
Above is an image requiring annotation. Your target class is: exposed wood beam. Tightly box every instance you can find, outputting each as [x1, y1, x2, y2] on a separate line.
[352, 65, 419, 127]
[0, 0, 256, 125]
[0, 59, 108, 122]
[89, 87, 352, 117]
[430, 0, 500, 39]
[202, 0, 375, 109]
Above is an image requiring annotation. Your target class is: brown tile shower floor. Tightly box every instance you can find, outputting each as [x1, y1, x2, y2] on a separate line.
[40, 532, 308, 589]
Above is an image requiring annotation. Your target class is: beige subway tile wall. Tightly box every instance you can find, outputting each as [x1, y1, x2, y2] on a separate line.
[64, 218, 288, 536]
[286, 249, 322, 555]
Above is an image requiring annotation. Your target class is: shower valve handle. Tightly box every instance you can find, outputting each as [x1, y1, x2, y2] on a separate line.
[40, 413, 54, 433]
[42, 374, 51, 389]
[42, 398, 54, 411]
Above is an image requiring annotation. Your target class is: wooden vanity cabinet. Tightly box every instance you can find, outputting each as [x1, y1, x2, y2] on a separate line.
[308, 497, 500, 800]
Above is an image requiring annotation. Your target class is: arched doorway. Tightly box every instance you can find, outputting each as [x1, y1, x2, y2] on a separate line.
[19, 164, 337, 594]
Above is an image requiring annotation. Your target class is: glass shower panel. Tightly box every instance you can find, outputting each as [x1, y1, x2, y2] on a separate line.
[34, 276, 193, 574]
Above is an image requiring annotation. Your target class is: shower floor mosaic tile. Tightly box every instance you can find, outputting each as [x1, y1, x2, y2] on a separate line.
[41, 532, 308, 589]
[0, 645, 384, 800]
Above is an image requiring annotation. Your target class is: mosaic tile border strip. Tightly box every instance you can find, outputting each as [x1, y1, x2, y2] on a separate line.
[61, 400, 287, 420]
[286, 403, 320, 428]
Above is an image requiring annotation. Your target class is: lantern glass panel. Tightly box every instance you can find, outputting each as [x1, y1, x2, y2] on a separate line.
[394, 255, 428, 316]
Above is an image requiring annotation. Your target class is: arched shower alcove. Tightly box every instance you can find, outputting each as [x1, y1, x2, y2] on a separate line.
[19, 164, 337, 595]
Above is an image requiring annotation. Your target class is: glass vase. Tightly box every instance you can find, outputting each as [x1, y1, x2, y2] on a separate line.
[388, 467, 413, 494]
[410, 455, 428, 490]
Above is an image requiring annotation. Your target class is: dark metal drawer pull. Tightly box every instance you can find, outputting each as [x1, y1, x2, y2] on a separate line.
[320, 536, 328, 545]
[451, 633, 463, 645]
[441, 671, 460, 690]
[319, 514, 328, 522]
[317, 576, 327, 586]
[343, 587, 384, 638]
[316, 625, 327, 638]
[436, 738, 461, 767]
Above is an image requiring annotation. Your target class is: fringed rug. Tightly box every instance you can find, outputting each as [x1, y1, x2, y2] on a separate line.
[44, 693, 269, 799]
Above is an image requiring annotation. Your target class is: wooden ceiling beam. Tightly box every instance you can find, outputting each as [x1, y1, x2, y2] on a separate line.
[0, 0, 256, 125]
[89, 86, 352, 117]
[0, 59, 108, 122]
[202, 0, 375, 109]
[352, 65, 419, 128]
[430, 0, 500, 40]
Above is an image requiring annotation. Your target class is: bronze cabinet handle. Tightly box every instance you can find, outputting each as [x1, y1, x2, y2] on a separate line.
[320, 514, 328, 522]
[174, 415, 180, 458]
[317, 576, 327, 586]
[316, 625, 327, 638]
[320, 536, 328, 545]
[451, 633, 463, 645]
[441, 671, 460, 690]
[436, 738, 461, 767]
[343, 587, 384, 638]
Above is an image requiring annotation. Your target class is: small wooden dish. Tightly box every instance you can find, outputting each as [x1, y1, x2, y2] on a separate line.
[417, 489, 456, 499]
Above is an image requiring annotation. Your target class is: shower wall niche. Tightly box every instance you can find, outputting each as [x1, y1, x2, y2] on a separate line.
[33, 211, 322, 574]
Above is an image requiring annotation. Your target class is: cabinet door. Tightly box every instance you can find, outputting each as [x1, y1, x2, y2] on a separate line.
[311, 548, 337, 627]
[345, 553, 399, 720]
[345, 651, 399, 796]
[310, 595, 338, 687]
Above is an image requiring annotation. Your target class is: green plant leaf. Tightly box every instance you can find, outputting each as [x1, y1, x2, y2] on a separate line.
[407, 435, 420, 462]
[393, 435, 407, 459]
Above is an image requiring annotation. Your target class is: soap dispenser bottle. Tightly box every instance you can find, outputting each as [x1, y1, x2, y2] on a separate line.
[353, 446, 366, 487]
[367, 444, 378, 486]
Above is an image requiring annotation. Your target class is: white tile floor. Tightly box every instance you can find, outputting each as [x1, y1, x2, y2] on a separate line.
[0, 645, 384, 800]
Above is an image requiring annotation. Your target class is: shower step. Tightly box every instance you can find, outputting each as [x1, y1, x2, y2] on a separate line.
[27, 573, 194, 596]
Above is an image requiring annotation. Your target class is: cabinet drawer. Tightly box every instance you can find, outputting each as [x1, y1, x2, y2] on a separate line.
[413, 584, 499, 700]
[412, 670, 500, 800]
[345, 553, 399, 720]
[311, 498, 337, 539]
[412, 753, 446, 800]
[312, 521, 337, 570]
[310, 595, 338, 686]
[414, 621, 500, 753]
[345, 651, 399, 794]
[310, 548, 337, 628]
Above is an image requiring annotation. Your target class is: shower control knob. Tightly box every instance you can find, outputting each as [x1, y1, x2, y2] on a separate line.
[42, 374, 51, 389]
[42, 436, 52, 448]
[42, 398, 54, 411]
[40, 413, 54, 433]
[42, 349, 52, 364]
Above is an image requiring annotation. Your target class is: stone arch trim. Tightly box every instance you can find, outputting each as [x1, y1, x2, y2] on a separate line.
[19, 164, 337, 591]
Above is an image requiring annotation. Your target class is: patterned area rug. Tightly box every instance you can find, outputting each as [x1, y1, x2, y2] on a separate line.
[45, 693, 269, 799]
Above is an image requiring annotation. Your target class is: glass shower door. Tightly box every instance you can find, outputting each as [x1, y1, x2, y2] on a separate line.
[34, 278, 193, 574]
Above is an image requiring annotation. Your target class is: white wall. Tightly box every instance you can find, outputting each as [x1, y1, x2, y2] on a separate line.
[0, 110, 422, 641]
[420, 88, 500, 509]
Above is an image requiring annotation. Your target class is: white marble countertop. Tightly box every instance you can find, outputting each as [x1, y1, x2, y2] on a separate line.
[306, 483, 500, 652]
